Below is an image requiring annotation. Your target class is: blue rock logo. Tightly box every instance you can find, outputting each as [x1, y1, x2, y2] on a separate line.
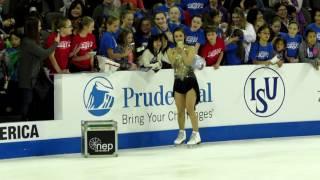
[83, 77, 115, 116]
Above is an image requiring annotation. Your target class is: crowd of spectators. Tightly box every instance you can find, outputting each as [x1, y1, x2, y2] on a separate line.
[0, 0, 319, 121]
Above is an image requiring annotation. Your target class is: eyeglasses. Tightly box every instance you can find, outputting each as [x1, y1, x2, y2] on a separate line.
[278, 8, 287, 11]
[64, 25, 73, 28]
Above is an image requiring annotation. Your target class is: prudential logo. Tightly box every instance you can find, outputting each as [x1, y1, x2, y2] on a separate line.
[83, 77, 115, 116]
[244, 67, 285, 117]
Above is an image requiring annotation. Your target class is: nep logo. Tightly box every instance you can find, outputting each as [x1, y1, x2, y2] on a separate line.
[83, 77, 115, 116]
[88, 137, 114, 152]
[89, 137, 102, 151]
[244, 67, 285, 117]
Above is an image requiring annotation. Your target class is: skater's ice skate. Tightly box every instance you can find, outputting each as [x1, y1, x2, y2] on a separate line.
[187, 131, 201, 147]
[174, 130, 186, 145]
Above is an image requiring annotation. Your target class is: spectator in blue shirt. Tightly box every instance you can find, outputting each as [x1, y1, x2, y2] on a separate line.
[203, 8, 225, 38]
[135, 17, 152, 56]
[270, 16, 282, 43]
[249, 24, 275, 65]
[306, 9, 320, 42]
[273, 37, 285, 67]
[180, 0, 209, 17]
[184, 15, 205, 52]
[154, 0, 185, 23]
[168, 6, 186, 31]
[299, 29, 320, 70]
[99, 16, 129, 61]
[225, 29, 245, 65]
[151, 11, 174, 45]
[204, 0, 229, 23]
[280, 21, 302, 63]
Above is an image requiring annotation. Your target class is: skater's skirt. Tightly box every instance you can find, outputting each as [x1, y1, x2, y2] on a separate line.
[173, 76, 200, 105]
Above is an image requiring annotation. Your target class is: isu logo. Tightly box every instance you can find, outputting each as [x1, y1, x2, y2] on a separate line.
[83, 77, 115, 116]
[244, 67, 285, 117]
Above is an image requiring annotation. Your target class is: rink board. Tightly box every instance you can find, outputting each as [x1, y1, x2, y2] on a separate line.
[1, 64, 320, 159]
[1, 121, 320, 159]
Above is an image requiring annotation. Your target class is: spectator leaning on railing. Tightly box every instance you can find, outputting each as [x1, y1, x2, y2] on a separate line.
[299, 29, 320, 70]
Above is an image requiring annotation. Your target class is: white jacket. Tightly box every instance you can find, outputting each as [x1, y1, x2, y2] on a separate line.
[139, 49, 163, 70]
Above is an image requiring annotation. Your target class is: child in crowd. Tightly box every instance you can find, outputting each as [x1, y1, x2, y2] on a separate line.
[306, 9, 320, 42]
[247, 8, 266, 32]
[249, 25, 276, 65]
[200, 26, 225, 69]
[3, 31, 22, 83]
[116, 29, 138, 70]
[5, 31, 21, 107]
[270, 16, 282, 43]
[70, 16, 96, 72]
[286, 4, 305, 34]
[180, 0, 209, 18]
[154, 0, 184, 22]
[224, 29, 245, 65]
[203, 9, 225, 38]
[168, 6, 186, 31]
[0, 31, 22, 114]
[46, 17, 73, 74]
[273, 37, 286, 61]
[120, 10, 136, 33]
[273, 37, 285, 67]
[0, 30, 21, 113]
[299, 29, 320, 70]
[184, 15, 206, 52]
[213, 10, 227, 39]
[280, 21, 302, 63]
[151, 11, 174, 44]
[99, 16, 129, 62]
[135, 17, 152, 56]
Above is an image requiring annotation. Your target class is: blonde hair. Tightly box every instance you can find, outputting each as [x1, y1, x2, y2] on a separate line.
[78, 16, 94, 31]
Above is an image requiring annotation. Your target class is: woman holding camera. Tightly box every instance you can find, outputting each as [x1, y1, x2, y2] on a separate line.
[139, 34, 164, 72]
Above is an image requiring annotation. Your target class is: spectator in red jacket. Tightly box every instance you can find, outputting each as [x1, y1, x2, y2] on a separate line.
[200, 26, 225, 69]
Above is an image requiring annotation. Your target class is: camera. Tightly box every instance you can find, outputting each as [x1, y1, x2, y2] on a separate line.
[129, 43, 135, 49]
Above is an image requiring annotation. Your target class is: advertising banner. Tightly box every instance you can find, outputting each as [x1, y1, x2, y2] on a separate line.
[55, 64, 320, 132]
[1, 64, 320, 159]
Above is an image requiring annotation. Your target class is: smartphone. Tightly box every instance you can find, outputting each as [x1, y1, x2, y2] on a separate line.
[177, 41, 183, 48]
[140, 67, 152, 72]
